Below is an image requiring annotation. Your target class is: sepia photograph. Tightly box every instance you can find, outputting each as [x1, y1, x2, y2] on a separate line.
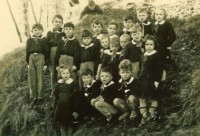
[0, 0, 200, 135]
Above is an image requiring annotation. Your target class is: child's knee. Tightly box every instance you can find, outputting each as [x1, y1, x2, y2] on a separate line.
[128, 95, 136, 103]
[113, 98, 120, 106]
[95, 101, 103, 108]
[90, 99, 96, 107]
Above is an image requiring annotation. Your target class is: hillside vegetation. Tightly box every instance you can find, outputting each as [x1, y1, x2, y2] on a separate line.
[0, 3, 200, 136]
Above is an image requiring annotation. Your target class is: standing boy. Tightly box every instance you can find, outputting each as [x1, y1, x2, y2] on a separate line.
[54, 22, 80, 78]
[26, 24, 48, 108]
[124, 24, 144, 79]
[46, 15, 65, 96]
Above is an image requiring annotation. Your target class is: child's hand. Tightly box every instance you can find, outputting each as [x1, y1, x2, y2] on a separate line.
[27, 65, 29, 69]
[72, 112, 79, 119]
[72, 65, 77, 70]
[56, 66, 59, 71]
[43, 65, 47, 71]
[167, 47, 171, 50]
[154, 82, 159, 88]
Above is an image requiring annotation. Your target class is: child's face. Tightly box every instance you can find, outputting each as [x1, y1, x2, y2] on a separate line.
[82, 37, 92, 45]
[155, 9, 165, 22]
[32, 28, 43, 36]
[100, 72, 113, 85]
[61, 69, 70, 81]
[101, 38, 109, 49]
[120, 37, 129, 49]
[93, 24, 102, 35]
[123, 20, 134, 29]
[82, 75, 93, 85]
[64, 27, 74, 38]
[119, 70, 132, 81]
[107, 25, 117, 36]
[137, 12, 148, 23]
[131, 32, 142, 42]
[145, 39, 155, 53]
[110, 44, 118, 52]
[52, 17, 63, 29]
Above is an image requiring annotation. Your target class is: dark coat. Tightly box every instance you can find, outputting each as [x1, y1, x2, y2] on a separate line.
[116, 77, 140, 99]
[54, 79, 79, 124]
[138, 51, 163, 99]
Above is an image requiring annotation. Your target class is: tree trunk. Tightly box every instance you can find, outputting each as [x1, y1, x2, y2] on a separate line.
[6, 0, 23, 43]
[29, 0, 38, 23]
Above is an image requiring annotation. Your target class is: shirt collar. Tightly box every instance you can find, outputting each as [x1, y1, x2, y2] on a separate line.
[58, 78, 73, 84]
[83, 80, 96, 88]
[62, 36, 75, 42]
[138, 21, 151, 25]
[81, 43, 94, 49]
[119, 76, 134, 84]
[52, 27, 62, 33]
[132, 40, 137, 45]
[104, 50, 121, 55]
[155, 20, 165, 25]
[123, 28, 131, 32]
[102, 80, 114, 88]
[32, 35, 43, 39]
[144, 50, 157, 56]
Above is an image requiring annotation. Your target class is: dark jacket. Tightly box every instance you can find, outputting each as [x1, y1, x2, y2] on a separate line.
[26, 35, 49, 65]
[54, 36, 80, 68]
[117, 77, 140, 98]
[100, 81, 117, 104]
[80, 5, 103, 19]
[54, 79, 80, 124]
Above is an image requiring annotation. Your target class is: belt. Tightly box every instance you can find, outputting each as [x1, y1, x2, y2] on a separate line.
[31, 52, 42, 55]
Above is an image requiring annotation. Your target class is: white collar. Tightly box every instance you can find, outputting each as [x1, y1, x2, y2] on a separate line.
[132, 40, 142, 47]
[137, 21, 151, 25]
[104, 50, 121, 55]
[144, 50, 157, 56]
[31, 35, 43, 39]
[62, 36, 75, 41]
[83, 80, 96, 88]
[123, 28, 131, 32]
[81, 43, 94, 49]
[155, 20, 165, 25]
[119, 76, 134, 84]
[102, 81, 114, 88]
[132, 40, 137, 45]
[109, 34, 118, 39]
[58, 78, 73, 84]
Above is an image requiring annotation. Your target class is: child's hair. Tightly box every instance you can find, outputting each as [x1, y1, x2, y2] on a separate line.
[64, 22, 75, 29]
[123, 15, 134, 22]
[101, 67, 113, 75]
[119, 59, 132, 71]
[82, 29, 92, 38]
[120, 34, 131, 42]
[110, 37, 120, 47]
[130, 24, 142, 33]
[136, 7, 149, 14]
[32, 23, 43, 31]
[58, 64, 71, 79]
[92, 19, 103, 28]
[144, 35, 158, 50]
[81, 68, 94, 77]
[52, 14, 63, 22]
[88, 0, 95, 7]
[152, 7, 167, 20]
[100, 34, 110, 42]
[108, 21, 118, 30]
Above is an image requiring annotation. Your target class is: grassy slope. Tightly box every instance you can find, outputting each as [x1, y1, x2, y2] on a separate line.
[0, 4, 200, 136]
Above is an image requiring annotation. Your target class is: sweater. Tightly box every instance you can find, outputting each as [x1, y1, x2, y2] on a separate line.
[26, 35, 49, 65]
[54, 36, 80, 68]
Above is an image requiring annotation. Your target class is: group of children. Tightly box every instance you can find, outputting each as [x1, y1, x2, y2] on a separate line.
[26, 6, 176, 135]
